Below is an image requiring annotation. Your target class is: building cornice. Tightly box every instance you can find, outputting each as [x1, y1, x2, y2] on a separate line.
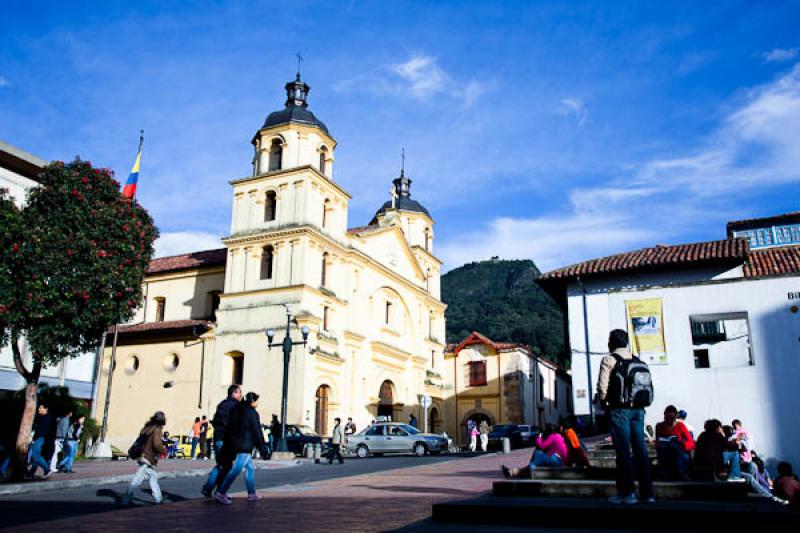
[229, 165, 351, 200]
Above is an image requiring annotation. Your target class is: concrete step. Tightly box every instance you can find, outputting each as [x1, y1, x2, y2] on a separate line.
[431, 496, 799, 529]
[587, 458, 659, 469]
[493, 479, 751, 501]
[532, 467, 617, 480]
[588, 450, 657, 460]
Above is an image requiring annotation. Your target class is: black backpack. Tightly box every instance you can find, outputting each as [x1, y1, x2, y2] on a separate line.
[607, 354, 654, 408]
[127, 431, 149, 459]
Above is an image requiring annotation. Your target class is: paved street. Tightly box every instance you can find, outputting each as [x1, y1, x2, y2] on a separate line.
[0, 450, 530, 532]
[0, 452, 484, 529]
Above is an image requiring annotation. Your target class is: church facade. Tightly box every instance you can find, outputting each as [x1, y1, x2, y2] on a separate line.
[95, 75, 449, 447]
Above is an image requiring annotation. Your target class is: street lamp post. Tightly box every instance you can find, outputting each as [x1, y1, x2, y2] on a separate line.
[266, 305, 310, 454]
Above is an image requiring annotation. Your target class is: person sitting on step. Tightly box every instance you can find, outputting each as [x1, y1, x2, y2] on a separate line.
[773, 462, 800, 508]
[655, 405, 695, 480]
[693, 419, 746, 483]
[562, 418, 590, 468]
[501, 424, 567, 479]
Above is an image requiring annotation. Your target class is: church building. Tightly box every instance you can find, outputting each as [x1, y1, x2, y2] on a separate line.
[95, 74, 449, 448]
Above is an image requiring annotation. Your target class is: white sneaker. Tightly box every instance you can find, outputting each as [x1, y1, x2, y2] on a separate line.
[608, 493, 638, 505]
[214, 492, 232, 505]
[727, 477, 747, 483]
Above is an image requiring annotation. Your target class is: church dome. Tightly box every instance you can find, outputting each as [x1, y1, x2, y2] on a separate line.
[261, 73, 329, 135]
[373, 170, 430, 220]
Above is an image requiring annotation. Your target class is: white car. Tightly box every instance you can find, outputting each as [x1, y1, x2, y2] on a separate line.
[346, 423, 449, 458]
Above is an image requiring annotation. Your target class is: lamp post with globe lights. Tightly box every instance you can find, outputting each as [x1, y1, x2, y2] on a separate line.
[266, 304, 310, 454]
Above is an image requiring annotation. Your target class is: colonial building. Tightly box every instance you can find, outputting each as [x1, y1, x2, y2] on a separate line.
[0, 141, 98, 403]
[95, 74, 448, 448]
[443, 332, 572, 443]
[538, 211, 800, 469]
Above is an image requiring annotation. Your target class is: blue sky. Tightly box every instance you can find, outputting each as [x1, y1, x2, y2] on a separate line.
[2, 1, 799, 272]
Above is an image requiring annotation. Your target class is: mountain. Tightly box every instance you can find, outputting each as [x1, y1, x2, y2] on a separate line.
[441, 258, 567, 367]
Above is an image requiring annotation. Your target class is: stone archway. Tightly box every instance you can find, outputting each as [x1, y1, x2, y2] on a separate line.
[315, 385, 331, 436]
[429, 407, 440, 433]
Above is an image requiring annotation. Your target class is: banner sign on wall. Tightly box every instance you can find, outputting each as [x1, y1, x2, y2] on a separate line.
[626, 298, 667, 364]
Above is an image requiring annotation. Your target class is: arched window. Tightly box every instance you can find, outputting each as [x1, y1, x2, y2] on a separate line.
[260, 245, 274, 280]
[424, 228, 431, 251]
[322, 198, 330, 229]
[268, 139, 282, 171]
[315, 385, 331, 435]
[264, 191, 277, 222]
[321, 252, 328, 287]
[227, 351, 244, 385]
[429, 407, 440, 433]
[154, 297, 166, 322]
[377, 380, 394, 419]
[319, 146, 328, 175]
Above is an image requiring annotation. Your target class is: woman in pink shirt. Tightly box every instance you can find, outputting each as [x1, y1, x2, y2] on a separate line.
[502, 425, 566, 478]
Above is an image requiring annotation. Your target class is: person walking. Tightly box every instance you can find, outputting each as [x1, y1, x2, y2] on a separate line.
[199, 416, 209, 460]
[50, 409, 72, 473]
[58, 415, 85, 473]
[122, 411, 167, 505]
[595, 329, 655, 504]
[201, 384, 243, 498]
[479, 420, 491, 452]
[27, 403, 52, 478]
[214, 392, 270, 504]
[328, 418, 345, 465]
[468, 422, 479, 453]
[190, 417, 202, 460]
[269, 414, 282, 450]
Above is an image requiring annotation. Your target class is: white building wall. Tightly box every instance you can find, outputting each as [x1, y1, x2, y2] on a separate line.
[567, 272, 800, 469]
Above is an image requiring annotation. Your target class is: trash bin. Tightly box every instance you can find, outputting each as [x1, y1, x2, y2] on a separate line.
[502, 437, 511, 454]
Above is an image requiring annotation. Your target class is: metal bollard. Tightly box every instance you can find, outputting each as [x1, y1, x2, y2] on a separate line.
[314, 443, 322, 461]
[502, 437, 511, 454]
[305, 444, 314, 459]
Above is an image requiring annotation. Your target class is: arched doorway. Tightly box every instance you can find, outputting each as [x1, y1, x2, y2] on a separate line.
[315, 385, 330, 436]
[377, 380, 394, 419]
[429, 407, 440, 434]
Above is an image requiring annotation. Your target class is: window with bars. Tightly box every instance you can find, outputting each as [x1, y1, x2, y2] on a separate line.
[468, 360, 487, 387]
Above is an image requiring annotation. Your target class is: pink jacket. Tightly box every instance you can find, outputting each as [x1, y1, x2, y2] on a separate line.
[536, 433, 568, 459]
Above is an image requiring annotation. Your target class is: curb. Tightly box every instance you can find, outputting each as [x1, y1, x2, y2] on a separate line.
[0, 459, 303, 496]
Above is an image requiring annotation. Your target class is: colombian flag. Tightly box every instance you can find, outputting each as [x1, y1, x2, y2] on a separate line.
[122, 131, 143, 199]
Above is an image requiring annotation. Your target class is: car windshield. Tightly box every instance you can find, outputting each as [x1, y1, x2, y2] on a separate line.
[294, 425, 319, 436]
[398, 424, 420, 435]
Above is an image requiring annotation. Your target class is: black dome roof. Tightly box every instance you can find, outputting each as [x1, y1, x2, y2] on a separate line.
[373, 171, 430, 220]
[260, 73, 329, 135]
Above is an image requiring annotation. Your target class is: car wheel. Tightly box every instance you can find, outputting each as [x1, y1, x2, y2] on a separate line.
[413, 443, 427, 457]
[356, 445, 369, 459]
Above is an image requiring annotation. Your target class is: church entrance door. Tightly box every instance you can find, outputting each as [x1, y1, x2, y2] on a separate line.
[315, 385, 330, 436]
[377, 380, 394, 420]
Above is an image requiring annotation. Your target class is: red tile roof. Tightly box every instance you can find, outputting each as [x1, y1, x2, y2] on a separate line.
[744, 245, 800, 278]
[114, 319, 211, 335]
[448, 331, 529, 355]
[539, 238, 750, 281]
[148, 248, 227, 275]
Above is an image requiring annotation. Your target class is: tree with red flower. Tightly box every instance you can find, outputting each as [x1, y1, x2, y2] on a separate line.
[0, 158, 157, 480]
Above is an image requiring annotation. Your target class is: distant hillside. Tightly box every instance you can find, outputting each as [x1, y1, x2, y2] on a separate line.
[441, 258, 567, 367]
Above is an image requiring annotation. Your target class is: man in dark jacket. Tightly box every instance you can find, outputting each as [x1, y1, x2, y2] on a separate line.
[269, 414, 281, 451]
[50, 409, 72, 473]
[215, 392, 269, 504]
[28, 404, 52, 478]
[201, 384, 242, 497]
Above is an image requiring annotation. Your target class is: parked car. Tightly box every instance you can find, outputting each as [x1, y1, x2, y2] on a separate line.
[281, 424, 323, 456]
[346, 422, 448, 458]
[487, 424, 523, 450]
[517, 425, 539, 446]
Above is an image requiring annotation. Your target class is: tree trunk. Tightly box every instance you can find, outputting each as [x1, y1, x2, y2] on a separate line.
[10, 330, 41, 481]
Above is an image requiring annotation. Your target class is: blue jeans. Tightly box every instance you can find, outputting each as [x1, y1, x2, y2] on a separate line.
[191, 437, 200, 458]
[202, 440, 225, 493]
[529, 449, 563, 470]
[28, 437, 50, 475]
[58, 439, 78, 471]
[218, 452, 255, 495]
[723, 450, 741, 478]
[656, 440, 689, 479]
[608, 408, 653, 498]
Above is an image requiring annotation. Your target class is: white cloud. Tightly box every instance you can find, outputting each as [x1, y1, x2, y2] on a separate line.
[391, 54, 486, 107]
[764, 47, 798, 63]
[438, 63, 800, 272]
[0, 76, 10, 88]
[559, 98, 587, 126]
[154, 231, 222, 258]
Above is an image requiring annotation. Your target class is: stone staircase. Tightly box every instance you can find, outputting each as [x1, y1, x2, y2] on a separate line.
[431, 441, 800, 529]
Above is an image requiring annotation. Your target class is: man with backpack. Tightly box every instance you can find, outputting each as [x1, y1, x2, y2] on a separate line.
[595, 329, 654, 505]
[122, 411, 167, 505]
[201, 384, 242, 498]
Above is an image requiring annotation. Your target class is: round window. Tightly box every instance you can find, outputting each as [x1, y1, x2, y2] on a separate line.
[163, 353, 180, 371]
[124, 355, 140, 375]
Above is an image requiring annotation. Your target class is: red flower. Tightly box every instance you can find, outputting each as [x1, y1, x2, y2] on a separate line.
[81, 177, 89, 184]
[11, 243, 19, 253]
